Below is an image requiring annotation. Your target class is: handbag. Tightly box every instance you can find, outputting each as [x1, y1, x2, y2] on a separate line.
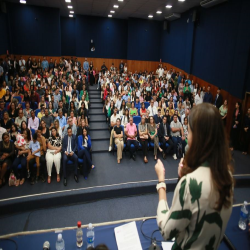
[9, 172, 17, 187]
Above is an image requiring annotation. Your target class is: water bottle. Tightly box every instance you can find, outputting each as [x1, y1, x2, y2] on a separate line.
[86, 223, 95, 248]
[238, 201, 248, 230]
[76, 221, 83, 248]
[55, 233, 65, 250]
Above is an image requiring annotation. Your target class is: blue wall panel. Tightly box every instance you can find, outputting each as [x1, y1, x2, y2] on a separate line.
[160, 12, 189, 71]
[61, 17, 76, 56]
[75, 15, 127, 59]
[127, 18, 161, 61]
[7, 3, 61, 56]
[0, 12, 9, 55]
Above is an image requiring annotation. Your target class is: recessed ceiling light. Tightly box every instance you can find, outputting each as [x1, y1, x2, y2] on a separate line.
[67, 6, 73, 9]
[178, 0, 185, 1]
[70, 11, 74, 13]
[166, 5, 172, 8]
[113, 5, 119, 8]
[148, 15, 153, 18]
[20, 0, 26, 4]
[118, 0, 123, 1]
[156, 11, 162, 14]
[65, 0, 71, 2]
[69, 14, 73, 17]
[108, 14, 112, 17]
[110, 10, 115, 13]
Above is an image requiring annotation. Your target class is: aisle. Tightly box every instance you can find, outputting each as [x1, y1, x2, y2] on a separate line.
[88, 85, 110, 155]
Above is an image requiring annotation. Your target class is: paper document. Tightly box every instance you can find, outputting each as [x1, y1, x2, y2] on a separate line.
[114, 221, 142, 250]
[162, 241, 174, 250]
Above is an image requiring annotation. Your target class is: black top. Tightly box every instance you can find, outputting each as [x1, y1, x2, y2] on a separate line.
[244, 115, 250, 130]
[42, 127, 50, 139]
[8, 109, 18, 119]
[0, 119, 13, 130]
[77, 126, 89, 136]
[0, 141, 15, 158]
[114, 126, 122, 135]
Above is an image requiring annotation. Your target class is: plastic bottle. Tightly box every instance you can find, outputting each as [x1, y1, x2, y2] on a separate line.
[86, 223, 95, 248]
[76, 221, 83, 247]
[55, 233, 65, 250]
[238, 201, 248, 230]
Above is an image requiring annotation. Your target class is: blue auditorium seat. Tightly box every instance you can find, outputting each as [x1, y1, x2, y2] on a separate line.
[13, 96, 22, 103]
[133, 116, 141, 126]
[144, 102, 150, 109]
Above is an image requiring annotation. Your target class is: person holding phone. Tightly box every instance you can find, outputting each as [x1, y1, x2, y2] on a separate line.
[155, 103, 233, 249]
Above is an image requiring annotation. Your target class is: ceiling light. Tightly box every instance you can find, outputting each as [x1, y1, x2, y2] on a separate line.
[110, 10, 115, 13]
[148, 15, 153, 18]
[20, 0, 26, 3]
[113, 5, 119, 8]
[108, 15, 112, 17]
[67, 6, 73, 9]
[65, 0, 71, 2]
[69, 14, 73, 17]
[156, 11, 162, 14]
[166, 5, 172, 8]
[70, 11, 74, 13]
[118, 0, 123, 1]
[178, 0, 185, 1]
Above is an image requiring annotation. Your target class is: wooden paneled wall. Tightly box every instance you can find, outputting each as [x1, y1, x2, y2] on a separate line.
[1, 54, 245, 137]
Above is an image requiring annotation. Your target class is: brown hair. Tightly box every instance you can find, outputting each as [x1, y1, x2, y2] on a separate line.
[183, 103, 233, 211]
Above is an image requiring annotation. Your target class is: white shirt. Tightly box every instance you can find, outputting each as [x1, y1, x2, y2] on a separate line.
[28, 117, 39, 130]
[67, 136, 72, 153]
[170, 120, 182, 137]
[110, 113, 121, 125]
[115, 99, 122, 110]
[195, 94, 203, 105]
[147, 105, 157, 116]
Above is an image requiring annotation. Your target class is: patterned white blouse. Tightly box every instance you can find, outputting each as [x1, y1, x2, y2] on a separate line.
[157, 164, 232, 250]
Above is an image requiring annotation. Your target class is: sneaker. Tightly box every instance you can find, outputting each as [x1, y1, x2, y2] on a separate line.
[173, 154, 177, 160]
[108, 146, 112, 152]
[27, 171, 30, 179]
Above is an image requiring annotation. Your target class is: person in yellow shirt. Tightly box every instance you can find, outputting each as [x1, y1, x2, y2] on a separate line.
[0, 85, 6, 99]
[37, 105, 45, 119]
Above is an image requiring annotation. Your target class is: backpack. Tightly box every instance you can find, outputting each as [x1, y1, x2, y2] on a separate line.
[176, 142, 183, 159]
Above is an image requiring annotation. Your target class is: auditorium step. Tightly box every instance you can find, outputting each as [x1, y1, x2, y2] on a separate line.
[91, 103, 103, 109]
[89, 130, 110, 141]
[90, 99, 102, 104]
[91, 140, 109, 153]
[89, 109, 104, 115]
[89, 114, 107, 122]
[89, 122, 109, 131]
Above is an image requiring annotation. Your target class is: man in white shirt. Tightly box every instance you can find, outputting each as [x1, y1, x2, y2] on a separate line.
[157, 66, 164, 78]
[170, 114, 186, 160]
[28, 110, 39, 130]
[108, 107, 121, 151]
[195, 89, 203, 105]
[147, 100, 157, 116]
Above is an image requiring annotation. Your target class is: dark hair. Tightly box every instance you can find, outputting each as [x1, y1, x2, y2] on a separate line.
[67, 127, 72, 131]
[10, 123, 18, 133]
[82, 127, 88, 135]
[2, 132, 9, 140]
[51, 127, 59, 137]
[183, 103, 233, 211]
[87, 244, 109, 250]
[37, 126, 43, 131]
[33, 132, 38, 140]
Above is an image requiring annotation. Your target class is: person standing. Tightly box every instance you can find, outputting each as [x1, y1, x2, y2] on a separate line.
[230, 102, 241, 151]
[62, 127, 78, 186]
[214, 88, 223, 109]
[242, 107, 250, 155]
[155, 103, 233, 249]
[119, 60, 124, 74]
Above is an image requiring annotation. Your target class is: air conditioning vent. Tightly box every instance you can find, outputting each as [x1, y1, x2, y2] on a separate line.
[165, 13, 181, 21]
[200, 0, 227, 8]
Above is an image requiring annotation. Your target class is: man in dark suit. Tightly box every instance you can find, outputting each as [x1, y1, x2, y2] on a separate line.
[62, 127, 79, 186]
[158, 115, 174, 159]
[214, 88, 223, 109]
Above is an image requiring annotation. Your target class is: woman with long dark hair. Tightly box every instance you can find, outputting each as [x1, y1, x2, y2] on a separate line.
[155, 103, 233, 249]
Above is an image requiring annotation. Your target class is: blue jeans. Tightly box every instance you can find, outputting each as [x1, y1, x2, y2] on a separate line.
[171, 136, 186, 155]
[12, 156, 27, 180]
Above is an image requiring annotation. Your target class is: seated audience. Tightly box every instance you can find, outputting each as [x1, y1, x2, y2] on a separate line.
[28, 110, 39, 131]
[40, 120, 50, 139]
[108, 107, 121, 151]
[78, 127, 94, 178]
[41, 108, 54, 129]
[147, 100, 157, 116]
[113, 118, 124, 164]
[129, 102, 138, 116]
[125, 117, 139, 161]
[138, 116, 148, 163]
[148, 116, 163, 160]
[23, 102, 33, 119]
[62, 127, 78, 186]
[62, 117, 77, 138]
[54, 119, 62, 138]
[15, 109, 26, 130]
[0, 111, 13, 132]
[46, 127, 62, 183]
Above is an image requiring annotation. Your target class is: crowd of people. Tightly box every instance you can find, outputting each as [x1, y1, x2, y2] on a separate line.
[0, 55, 249, 188]
[101, 63, 250, 163]
[0, 56, 95, 187]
